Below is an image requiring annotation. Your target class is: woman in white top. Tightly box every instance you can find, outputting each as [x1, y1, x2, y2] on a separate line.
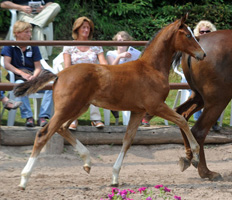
[63, 16, 108, 130]
[106, 31, 149, 126]
[107, 31, 133, 65]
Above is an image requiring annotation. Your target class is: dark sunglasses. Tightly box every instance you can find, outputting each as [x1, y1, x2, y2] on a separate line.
[199, 30, 211, 34]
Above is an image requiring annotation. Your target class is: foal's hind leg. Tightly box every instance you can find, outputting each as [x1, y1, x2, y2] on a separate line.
[56, 105, 92, 173]
[18, 117, 61, 190]
[18, 102, 90, 190]
[112, 111, 145, 186]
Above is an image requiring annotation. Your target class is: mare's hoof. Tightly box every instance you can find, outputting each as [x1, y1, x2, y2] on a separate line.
[83, 166, 91, 174]
[179, 157, 191, 172]
[209, 173, 223, 181]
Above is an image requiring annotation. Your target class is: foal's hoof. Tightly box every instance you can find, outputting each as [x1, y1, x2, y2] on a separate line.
[83, 166, 91, 174]
[111, 183, 119, 187]
[18, 185, 26, 191]
[191, 159, 199, 169]
[179, 157, 191, 172]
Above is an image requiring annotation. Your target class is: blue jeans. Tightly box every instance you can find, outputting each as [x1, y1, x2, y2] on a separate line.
[15, 80, 53, 119]
[0, 91, 4, 100]
[193, 110, 202, 121]
[194, 109, 220, 122]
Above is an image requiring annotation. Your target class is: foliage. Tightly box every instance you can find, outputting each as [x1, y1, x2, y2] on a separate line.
[0, 0, 232, 40]
[0, 9, 11, 32]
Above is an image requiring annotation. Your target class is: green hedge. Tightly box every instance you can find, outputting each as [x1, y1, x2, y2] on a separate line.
[1, 0, 231, 41]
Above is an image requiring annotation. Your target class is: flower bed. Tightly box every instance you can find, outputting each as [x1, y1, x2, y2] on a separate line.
[101, 185, 181, 200]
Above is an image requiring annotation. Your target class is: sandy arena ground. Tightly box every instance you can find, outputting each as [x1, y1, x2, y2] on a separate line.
[0, 140, 232, 200]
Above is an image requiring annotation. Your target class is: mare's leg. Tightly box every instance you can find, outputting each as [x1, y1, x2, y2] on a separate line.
[155, 102, 200, 167]
[191, 102, 229, 181]
[112, 111, 144, 186]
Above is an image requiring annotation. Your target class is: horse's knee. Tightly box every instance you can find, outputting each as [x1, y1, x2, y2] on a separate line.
[191, 126, 206, 144]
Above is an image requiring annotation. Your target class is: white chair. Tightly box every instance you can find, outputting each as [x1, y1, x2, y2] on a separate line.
[172, 63, 191, 109]
[5, 9, 53, 56]
[162, 63, 191, 126]
[52, 52, 131, 125]
[1, 56, 54, 126]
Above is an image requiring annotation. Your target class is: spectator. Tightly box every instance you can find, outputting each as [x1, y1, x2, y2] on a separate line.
[106, 31, 133, 126]
[193, 20, 220, 132]
[1, 21, 53, 127]
[107, 31, 148, 126]
[63, 16, 108, 130]
[0, 0, 61, 60]
[0, 91, 22, 110]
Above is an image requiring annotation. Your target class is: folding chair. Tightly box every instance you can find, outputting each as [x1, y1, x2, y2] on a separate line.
[1, 56, 54, 126]
[5, 9, 53, 56]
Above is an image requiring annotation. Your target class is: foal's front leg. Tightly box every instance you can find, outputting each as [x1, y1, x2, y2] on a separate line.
[174, 94, 204, 171]
[155, 102, 200, 167]
[112, 112, 144, 186]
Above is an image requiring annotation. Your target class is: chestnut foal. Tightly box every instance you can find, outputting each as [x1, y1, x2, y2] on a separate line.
[14, 15, 205, 189]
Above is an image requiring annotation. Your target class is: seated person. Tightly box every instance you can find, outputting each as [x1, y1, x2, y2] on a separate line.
[0, 0, 61, 60]
[0, 91, 22, 110]
[1, 21, 53, 127]
[63, 16, 107, 130]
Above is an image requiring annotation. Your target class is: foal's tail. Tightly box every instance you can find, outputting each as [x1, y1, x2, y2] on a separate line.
[14, 70, 57, 97]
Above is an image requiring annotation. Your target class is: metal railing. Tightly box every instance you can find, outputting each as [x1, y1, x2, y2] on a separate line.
[0, 40, 190, 90]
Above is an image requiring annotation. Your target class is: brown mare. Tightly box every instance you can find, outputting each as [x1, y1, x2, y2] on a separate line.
[172, 30, 232, 181]
[14, 15, 205, 190]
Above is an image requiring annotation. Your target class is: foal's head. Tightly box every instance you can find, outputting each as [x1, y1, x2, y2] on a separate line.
[174, 15, 206, 60]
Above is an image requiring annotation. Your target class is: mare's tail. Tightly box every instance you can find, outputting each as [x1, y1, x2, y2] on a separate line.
[172, 51, 183, 67]
[14, 70, 57, 97]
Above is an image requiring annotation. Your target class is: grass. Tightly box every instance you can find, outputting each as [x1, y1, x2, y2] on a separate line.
[1, 47, 231, 127]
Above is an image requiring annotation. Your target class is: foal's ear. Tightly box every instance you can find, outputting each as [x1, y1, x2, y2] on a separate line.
[180, 13, 188, 25]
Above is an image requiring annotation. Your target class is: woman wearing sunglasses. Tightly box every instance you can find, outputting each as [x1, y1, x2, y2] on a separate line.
[193, 20, 221, 132]
[193, 20, 216, 36]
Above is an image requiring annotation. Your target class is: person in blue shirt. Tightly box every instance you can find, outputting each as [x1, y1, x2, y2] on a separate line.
[1, 20, 53, 127]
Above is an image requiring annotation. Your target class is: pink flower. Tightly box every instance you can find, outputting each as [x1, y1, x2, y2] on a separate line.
[108, 194, 114, 200]
[112, 187, 118, 193]
[138, 187, 147, 194]
[174, 195, 181, 200]
[128, 189, 136, 194]
[154, 184, 163, 189]
[164, 186, 171, 192]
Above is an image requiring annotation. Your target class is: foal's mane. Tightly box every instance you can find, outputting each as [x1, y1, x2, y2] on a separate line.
[141, 21, 179, 56]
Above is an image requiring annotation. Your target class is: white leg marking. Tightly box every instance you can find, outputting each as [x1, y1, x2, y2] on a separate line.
[19, 157, 38, 189]
[187, 26, 206, 53]
[74, 139, 91, 168]
[112, 152, 124, 185]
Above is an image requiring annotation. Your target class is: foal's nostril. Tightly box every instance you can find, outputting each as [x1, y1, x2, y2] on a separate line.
[204, 53, 206, 57]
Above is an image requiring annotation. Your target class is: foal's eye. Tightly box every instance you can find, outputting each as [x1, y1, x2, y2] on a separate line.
[186, 34, 191, 38]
